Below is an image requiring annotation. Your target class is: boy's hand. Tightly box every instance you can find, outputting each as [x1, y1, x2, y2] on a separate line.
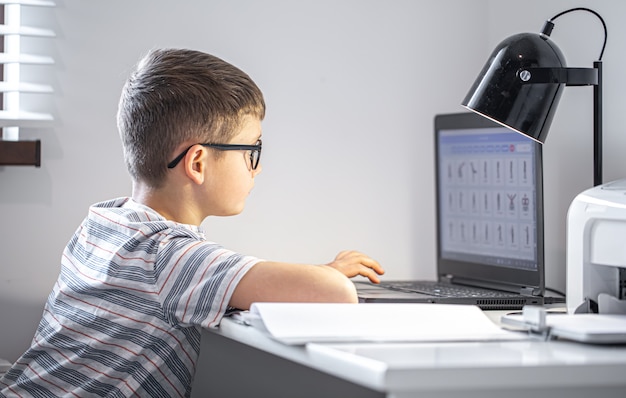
[326, 250, 385, 284]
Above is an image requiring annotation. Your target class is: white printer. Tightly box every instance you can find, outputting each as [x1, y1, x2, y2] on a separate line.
[567, 179, 626, 315]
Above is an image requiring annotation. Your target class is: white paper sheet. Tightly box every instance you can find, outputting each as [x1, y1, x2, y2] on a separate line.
[232, 303, 528, 345]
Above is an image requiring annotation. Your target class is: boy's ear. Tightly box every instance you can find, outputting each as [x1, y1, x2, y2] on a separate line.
[183, 145, 206, 185]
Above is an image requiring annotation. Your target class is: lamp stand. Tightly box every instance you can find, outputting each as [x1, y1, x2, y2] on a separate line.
[593, 61, 603, 186]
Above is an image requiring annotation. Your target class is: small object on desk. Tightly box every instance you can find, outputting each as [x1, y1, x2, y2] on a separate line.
[522, 305, 547, 332]
[231, 302, 529, 345]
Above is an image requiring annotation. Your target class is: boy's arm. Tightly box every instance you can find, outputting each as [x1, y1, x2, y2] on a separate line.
[229, 251, 384, 309]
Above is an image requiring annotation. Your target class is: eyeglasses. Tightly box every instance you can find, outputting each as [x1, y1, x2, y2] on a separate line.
[167, 139, 262, 170]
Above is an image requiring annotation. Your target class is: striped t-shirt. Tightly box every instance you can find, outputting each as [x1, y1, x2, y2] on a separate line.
[0, 198, 260, 397]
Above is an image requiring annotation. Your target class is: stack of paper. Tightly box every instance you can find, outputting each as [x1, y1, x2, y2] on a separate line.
[232, 302, 527, 345]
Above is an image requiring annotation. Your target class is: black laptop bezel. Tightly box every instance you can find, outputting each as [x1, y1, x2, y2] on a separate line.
[434, 112, 545, 295]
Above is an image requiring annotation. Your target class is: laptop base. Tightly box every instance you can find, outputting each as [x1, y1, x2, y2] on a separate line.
[355, 282, 544, 310]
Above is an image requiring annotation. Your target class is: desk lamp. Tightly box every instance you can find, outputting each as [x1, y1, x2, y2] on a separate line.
[461, 8, 607, 186]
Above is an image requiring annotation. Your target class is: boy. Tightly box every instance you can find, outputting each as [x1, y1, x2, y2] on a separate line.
[0, 48, 384, 397]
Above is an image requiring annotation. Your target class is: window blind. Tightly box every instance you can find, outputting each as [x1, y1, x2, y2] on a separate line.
[0, 0, 55, 167]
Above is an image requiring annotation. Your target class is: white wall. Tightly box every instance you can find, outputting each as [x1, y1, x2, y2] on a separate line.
[1, 0, 623, 363]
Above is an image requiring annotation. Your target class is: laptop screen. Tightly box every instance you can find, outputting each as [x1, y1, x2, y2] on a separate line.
[434, 113, 544, 292]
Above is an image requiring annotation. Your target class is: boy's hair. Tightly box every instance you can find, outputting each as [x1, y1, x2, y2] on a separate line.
[117, 48, 266, 187]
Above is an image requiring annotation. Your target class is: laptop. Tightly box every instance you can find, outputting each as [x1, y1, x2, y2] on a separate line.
[356, 112, 547, 310]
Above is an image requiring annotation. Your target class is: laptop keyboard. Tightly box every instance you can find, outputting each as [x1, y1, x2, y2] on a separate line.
[380, 281, 515, 298]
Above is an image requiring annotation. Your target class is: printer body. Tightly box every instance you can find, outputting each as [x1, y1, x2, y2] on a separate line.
[567, 179, 626, 315]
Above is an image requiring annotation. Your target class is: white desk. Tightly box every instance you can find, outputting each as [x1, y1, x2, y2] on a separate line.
[192, 311, 626, 398]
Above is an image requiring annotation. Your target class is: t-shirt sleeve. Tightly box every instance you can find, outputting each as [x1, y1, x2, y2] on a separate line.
[155, 238, 261, 328]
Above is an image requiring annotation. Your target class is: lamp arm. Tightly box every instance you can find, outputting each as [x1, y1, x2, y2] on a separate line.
[518, 67, 598, 86]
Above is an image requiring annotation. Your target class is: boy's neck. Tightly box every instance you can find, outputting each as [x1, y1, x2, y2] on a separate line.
[132, 182, 204, 226]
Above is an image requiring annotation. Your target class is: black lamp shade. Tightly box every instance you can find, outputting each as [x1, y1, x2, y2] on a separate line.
[462, 33, 567, 143]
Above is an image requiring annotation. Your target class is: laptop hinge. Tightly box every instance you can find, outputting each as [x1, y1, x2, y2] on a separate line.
[519, 286, 540, 296]
[442, 274, 454, 283]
